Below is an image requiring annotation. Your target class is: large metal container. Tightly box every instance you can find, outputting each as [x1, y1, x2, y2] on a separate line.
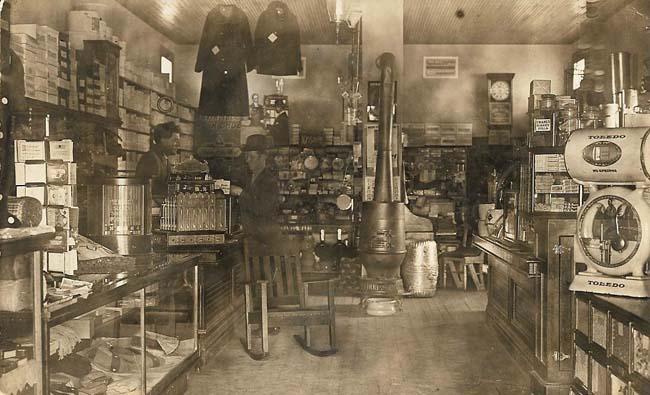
[86, 177, 152, 255]
[358, 52, 407, 280]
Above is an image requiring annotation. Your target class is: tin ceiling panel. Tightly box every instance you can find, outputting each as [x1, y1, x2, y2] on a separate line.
[404, 0, 634, 44]
[114, 0, 345, 45]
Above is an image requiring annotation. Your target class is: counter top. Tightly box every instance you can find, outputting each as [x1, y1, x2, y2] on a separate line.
[0, 226, 55, 256]
[48, 253, 200, 326]
[473, 235, 544, 277]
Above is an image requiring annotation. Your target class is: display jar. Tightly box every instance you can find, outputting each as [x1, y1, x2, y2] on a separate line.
[581, 105, 602, 128]
[556, 104, 579, 146]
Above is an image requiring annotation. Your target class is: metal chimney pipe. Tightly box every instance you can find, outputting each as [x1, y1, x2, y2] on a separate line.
[374, 52, 396, 203]
[358, 52, 406, 280]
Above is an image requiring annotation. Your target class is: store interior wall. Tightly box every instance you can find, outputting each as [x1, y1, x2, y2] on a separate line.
[400, 44, 574, 138]
[12, 0, 186, 100]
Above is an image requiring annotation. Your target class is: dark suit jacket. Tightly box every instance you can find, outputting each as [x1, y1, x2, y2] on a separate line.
[254, 1, 302, 76]
[135, 144, 169, 205]
[239, 166, 282, 244]
[195, 5, 254, 116]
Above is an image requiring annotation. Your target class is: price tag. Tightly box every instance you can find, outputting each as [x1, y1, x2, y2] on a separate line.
[267, 32, 278, 43]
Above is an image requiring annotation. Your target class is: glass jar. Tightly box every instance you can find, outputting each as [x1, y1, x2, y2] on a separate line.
[581, 105, 602, 128]
[556, 104, 579, 146]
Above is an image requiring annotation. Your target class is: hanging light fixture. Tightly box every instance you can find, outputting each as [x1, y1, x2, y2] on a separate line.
[326, 0, 361, 43]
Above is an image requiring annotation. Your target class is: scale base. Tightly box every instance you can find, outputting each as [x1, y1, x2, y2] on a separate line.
[570, 272, 650, 298]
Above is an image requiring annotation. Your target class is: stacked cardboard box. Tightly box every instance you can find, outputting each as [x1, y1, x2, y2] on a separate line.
[122, 82, 150, 114]
[14, 139, 79, 275]
[117, 129, 150, 153]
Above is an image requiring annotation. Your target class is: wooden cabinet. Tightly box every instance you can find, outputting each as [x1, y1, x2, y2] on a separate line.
[531, 216, 578, 394]
[475, 215, 578, 395]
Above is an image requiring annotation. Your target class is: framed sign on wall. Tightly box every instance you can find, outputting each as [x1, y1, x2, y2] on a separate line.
[423, 56, 458, 79]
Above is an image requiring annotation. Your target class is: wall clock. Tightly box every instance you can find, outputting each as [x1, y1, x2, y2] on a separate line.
[487, 73, 515, 144]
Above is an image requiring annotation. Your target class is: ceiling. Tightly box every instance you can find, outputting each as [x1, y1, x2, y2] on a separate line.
[404, 0, 635, 44]
[115, 0, 634, 46]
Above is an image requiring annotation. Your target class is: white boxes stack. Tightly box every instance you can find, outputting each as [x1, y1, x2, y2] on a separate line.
[11, 24, 61, 104]
[14, 139, 79, 275]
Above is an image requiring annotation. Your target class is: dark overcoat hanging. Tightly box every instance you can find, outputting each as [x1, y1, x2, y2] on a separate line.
[254, 1, 302, 76]
[195, 5, 254, 116]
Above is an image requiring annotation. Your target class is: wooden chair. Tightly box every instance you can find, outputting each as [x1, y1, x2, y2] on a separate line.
[440, 207, 485, 291]
[243, 238, 337, 360]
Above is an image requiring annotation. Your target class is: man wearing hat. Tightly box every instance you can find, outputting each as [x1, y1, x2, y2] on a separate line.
[237, 134, 282, 245]
[136, 121, 181, 205]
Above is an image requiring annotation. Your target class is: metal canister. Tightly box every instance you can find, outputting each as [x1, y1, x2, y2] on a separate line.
[85, 177, 152, 255]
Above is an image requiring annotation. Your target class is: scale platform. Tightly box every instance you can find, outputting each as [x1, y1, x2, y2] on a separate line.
[570, 272, 650, 298]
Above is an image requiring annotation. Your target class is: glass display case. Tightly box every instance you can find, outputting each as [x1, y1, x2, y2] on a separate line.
[0, 235, 200, 395]
[0, 228, 53, 395]
[43, 254, 200, 394]
[572, 293, 650, 395]
[531, 149, 586, 213]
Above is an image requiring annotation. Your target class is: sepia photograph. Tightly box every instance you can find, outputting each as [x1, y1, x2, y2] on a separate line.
[0, 0, 649, 394]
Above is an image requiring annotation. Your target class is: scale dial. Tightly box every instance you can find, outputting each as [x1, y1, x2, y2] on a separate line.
[576, 187, 650, 277]
[489, 81, 511, 101]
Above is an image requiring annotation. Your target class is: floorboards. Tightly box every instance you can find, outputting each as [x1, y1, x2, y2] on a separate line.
[186, 289, 530, 395]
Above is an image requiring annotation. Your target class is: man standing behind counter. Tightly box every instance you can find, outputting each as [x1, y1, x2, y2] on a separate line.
[233, 134, 283, 246]
[136, 122, 181, 205]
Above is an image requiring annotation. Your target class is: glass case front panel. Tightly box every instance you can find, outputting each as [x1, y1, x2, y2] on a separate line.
[144, 269, 197, 393]
[0, 251, 38, 394]
[633, 328, 650, 381]
[612, 317, 630, 364]
[575, 345, 589, 387]
[592, 306, 608, 349]
[610, 372, 628, 395]
[576, 298, 590, 336]
[591, 358, 608, 395]
[48, 290, 143, 395]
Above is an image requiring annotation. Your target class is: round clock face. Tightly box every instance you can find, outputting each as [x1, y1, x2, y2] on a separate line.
[490, 81, 511, 101]
[157, 96, 175, 114]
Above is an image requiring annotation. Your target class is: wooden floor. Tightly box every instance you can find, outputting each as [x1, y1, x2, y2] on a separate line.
[187, 289, 530, 395]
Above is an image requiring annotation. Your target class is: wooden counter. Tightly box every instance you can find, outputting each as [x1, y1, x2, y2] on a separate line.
[474, 215, 578, 395]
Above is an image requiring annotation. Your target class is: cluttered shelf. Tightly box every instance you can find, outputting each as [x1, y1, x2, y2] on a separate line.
[23, 98, 122, 127]
[47, 253, 200, 327]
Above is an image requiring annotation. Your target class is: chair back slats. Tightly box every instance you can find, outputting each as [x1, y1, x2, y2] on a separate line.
[243, 239, 303, 304]
[274, 256, 286, 296]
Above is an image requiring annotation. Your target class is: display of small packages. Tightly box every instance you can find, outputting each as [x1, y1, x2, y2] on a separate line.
[14, 139, 79, 275]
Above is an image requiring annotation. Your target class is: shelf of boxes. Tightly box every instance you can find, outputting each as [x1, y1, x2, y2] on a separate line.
[118, 128, 151, 153]
[532, 152, 584, 213]
[402, 122, 473, 147]
[13, 139, 79, 275]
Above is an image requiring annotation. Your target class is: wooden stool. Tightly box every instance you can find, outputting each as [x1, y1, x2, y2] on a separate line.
[441, 248, 485, 291]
